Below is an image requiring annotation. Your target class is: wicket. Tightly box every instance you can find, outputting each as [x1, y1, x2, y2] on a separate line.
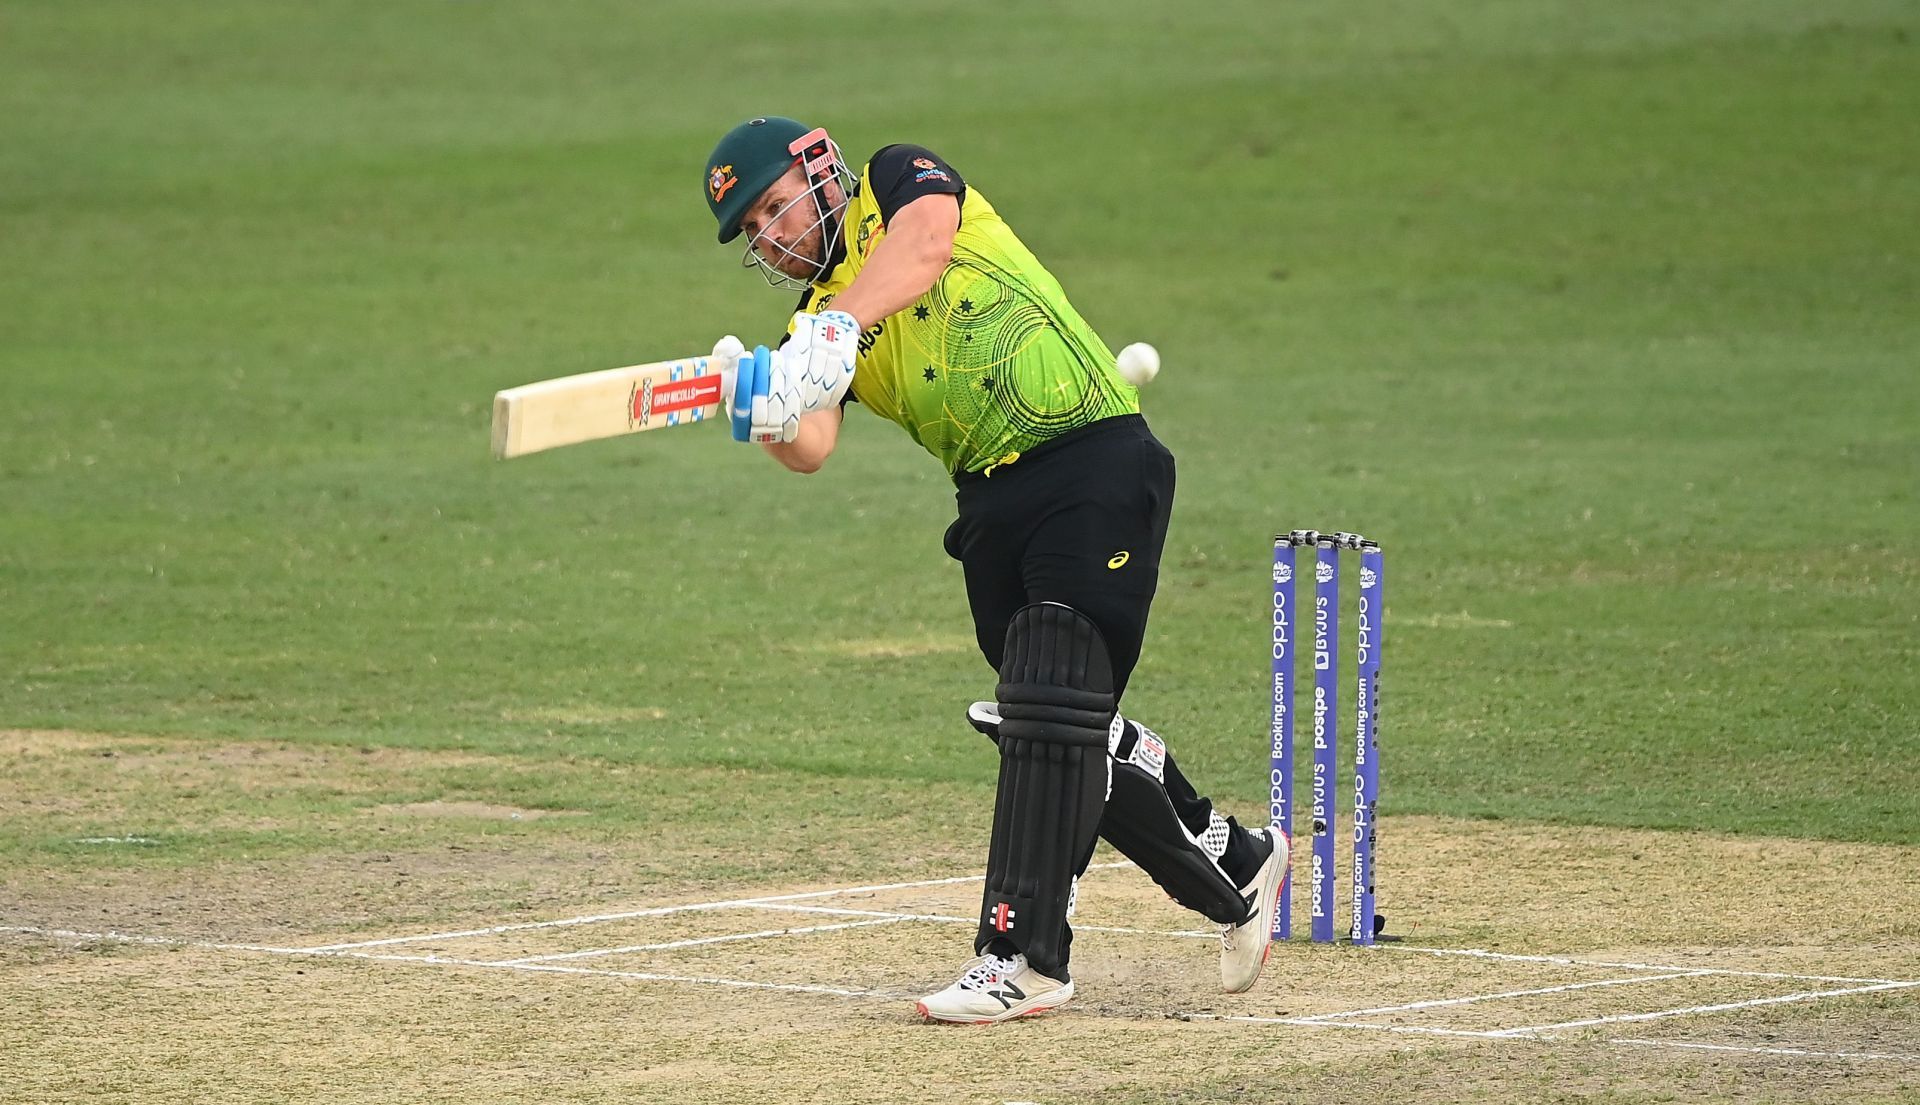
[1270, 530, 1384, 945]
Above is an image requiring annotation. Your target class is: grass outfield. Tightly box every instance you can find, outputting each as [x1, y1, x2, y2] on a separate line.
[2, 3, 1918, 1100]
[5, 0, 1913, 844]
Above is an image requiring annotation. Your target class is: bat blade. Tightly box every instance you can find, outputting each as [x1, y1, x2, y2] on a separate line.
[490, 355, 728, 459]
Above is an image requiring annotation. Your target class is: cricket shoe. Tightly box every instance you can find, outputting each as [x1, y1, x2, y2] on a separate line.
[916, 952, 1073, 1024]
[1220, 825, 1289, 993]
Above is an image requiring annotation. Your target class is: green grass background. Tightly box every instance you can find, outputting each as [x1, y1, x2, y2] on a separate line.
[3, 1, 1915, 854]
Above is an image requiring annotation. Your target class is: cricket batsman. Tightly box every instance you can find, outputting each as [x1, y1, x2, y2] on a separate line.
[702, 116, 1288, 1023]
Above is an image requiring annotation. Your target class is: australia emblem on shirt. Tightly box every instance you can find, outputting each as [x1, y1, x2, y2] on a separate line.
[856, 212, 882, 258]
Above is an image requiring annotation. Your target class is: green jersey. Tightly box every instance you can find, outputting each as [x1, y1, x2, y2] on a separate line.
[794, 145, 1139, 477]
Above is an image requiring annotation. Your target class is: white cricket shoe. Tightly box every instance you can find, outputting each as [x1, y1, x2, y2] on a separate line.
[916, 952, 1074, 1024]
[1220, 826, 1289, 993]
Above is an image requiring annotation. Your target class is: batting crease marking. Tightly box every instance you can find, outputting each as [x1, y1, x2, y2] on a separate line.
[6, 923, 1916, 1062]
[494, 917, 913, 964]
[1381, 944, 1906, 986]
[1191, 1013, 1514, 1040]
[1294, 971, 1712, 1021]
[13, 860, 1920, 1061]
[0, 924, 903, 999]
[1608, 1038, 1920, 1062]
[295, 862, 1137, 951]
[1488, 980, 1920, 1036]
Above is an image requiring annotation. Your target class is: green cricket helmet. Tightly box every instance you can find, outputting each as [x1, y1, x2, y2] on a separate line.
[705, 116, 854, 288]
[705, 116, 825, 244]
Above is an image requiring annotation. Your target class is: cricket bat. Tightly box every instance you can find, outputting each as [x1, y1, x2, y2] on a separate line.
[490, 355, 730, 460]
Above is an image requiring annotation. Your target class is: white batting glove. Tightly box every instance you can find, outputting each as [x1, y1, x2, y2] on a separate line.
[749, 362, 802, 443]
[711, 334, 746, 409]
[728, 317, 856, 446]
[783, 310, 860, 410]
[729, 344, 801, 444]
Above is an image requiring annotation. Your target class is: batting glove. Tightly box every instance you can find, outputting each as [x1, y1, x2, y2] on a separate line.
[783, 309, 860, 409]
[712, 334, 746, 409]
[729, 345, 803, 444]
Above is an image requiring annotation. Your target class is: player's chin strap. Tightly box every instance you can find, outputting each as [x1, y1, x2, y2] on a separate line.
[741, 130, 853, 290]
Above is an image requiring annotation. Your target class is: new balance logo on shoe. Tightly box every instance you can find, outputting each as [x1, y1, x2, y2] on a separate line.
[917, 953, 1073, 1024]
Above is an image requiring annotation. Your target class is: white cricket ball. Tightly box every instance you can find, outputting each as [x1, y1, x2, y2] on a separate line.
[1116, 342, 1160, 387]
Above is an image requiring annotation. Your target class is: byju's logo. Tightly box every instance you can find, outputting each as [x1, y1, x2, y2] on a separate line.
[1316, 561, 1334, 584]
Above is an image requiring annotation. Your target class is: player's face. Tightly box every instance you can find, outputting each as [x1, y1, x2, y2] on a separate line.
[740, 167, 842, 281]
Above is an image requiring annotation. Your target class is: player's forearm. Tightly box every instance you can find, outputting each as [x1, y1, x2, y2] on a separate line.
[831, 236, 947, 326]
[830, 201, 957, 327]
[760, 407, 841, 474]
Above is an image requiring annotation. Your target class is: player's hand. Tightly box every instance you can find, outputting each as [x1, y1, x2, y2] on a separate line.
[729, 318, 860, 445]
[729, 345, 799, 443]
[711, 334, 746, 409]
[783, 310, 860, 408]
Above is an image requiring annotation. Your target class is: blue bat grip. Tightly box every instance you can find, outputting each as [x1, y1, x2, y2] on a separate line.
[730, 345, 771, 442]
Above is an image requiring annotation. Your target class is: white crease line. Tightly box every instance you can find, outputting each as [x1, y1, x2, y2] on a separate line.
[295, 862, 1137, 951]
[448, 958, 898, 999]
[1, 924, 901, 1000]
[1381, 944, 1909, 986]
[13, 923, 1919, 1059]
[744, 902, 1220, 941]
[1608, 1038, 1920, 1063]
[1188, 1013, 1920, 1063]
[1489, 980, 1920, 1036]
[0, 925, 309, 954]
[1295, 971, 1711, 1021]
[741, 904, 967, 921]
[1187, 1013, 1515, 1040]
[276, 863, 1916, 986]
[494, 917, 912, 963]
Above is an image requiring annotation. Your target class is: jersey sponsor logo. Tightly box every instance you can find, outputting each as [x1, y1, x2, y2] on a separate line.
[707, 164, 736, 202]
[1107, 551, 1131, 569]
[914, 168, 952, 183]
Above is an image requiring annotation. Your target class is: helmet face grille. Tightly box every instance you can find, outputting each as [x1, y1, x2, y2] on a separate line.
[737, 138, 854, 290]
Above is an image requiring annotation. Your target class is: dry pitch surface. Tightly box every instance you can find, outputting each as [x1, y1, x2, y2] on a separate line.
[3, 732, 1916, 1104]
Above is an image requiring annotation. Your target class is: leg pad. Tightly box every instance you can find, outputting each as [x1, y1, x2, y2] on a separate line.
[977, 604, 1115, 975]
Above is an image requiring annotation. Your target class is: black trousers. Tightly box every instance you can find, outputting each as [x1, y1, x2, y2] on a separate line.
[944, 414, 1173, 694]
[946, 416, 1258, 973]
